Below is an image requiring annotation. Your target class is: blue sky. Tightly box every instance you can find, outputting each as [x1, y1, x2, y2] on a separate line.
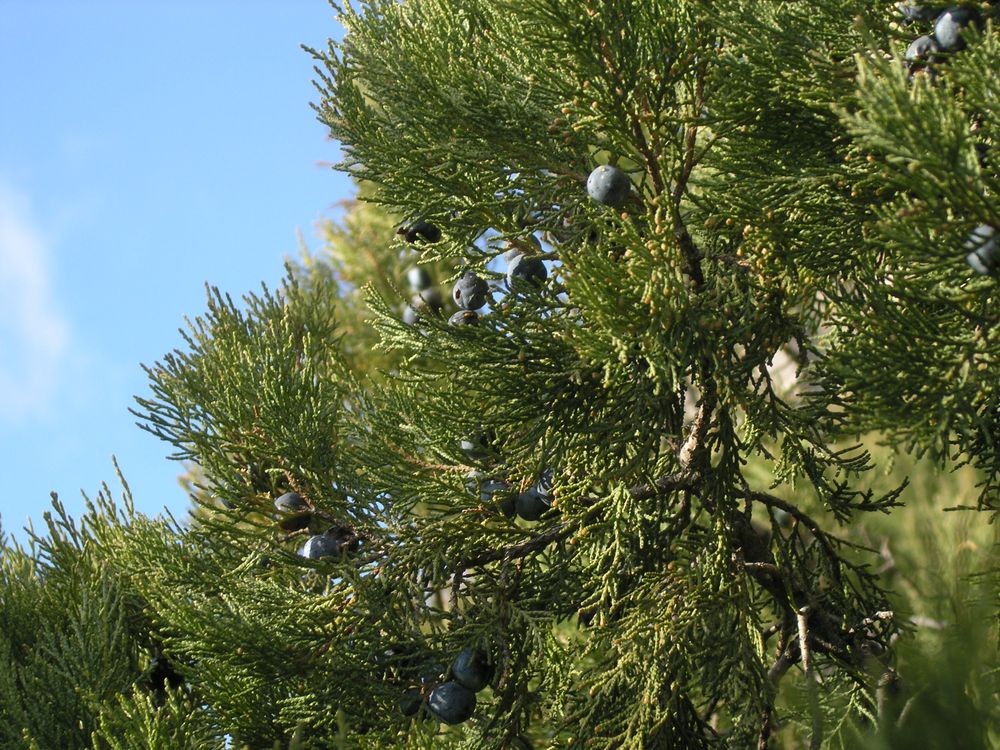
[0, 2, 351, 540]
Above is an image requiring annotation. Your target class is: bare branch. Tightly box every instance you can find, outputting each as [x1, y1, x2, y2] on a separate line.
[459, 521, 574, 569]
[798, 606, 823, 750]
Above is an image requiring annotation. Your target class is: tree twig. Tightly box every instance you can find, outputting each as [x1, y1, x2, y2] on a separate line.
[798, 606, 823, 750]
[748, 490, 844, 586]
[458, 522, 574, 569]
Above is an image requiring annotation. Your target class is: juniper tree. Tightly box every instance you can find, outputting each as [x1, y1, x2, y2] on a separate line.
[4, 0, 1000, 748]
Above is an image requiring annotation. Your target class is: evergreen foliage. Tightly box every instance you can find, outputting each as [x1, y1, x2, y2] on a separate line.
[3, 0, 1000, 747]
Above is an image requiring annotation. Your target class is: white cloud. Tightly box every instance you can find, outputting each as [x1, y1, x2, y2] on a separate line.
[0, 181, 69, 422]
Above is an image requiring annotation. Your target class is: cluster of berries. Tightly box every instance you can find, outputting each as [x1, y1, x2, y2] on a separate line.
[497, 163, 633, 285]
[897, 4, 998, 276]
[396, 163, 635, 327]
[397, 219, 495, 324]
[400, 647, 493, 725]
[464, 435, 556, 523]
[901, 3, 984, 74]
[272, 491, 358, 560]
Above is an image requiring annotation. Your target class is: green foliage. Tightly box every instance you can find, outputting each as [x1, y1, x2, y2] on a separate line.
[91, 686, 225, 750]
[820, 20, 1000, 504]
[0, 491, 164, 749]
[3, 1, 1000, 748]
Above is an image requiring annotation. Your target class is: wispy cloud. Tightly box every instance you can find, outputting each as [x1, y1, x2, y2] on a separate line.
[0, 181, 69, 422]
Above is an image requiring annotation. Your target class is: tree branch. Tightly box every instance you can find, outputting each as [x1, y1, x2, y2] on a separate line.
[798, 606, 823, 750]
[748, 490, 844, 586]
[458, 521, 574, 569]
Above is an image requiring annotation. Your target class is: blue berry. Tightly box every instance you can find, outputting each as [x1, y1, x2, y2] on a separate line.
[420, 663, 447, 684]
[976, 143, 989, 168]
[274, 491, 308, 513]
[515, 487, 550, 521]
[905, 35, 939, 66]
[499, 494, 517, 518]
[427, 681, 476, 724]
[536, 468, 554, 502]
[449, 310, 479, 326]
[482, 478, 509, 503]
[515, 468, 555, 521]
[298, 532, 342, 560]
[897, 3, 944, 23]
[587, 165, 631, 208]
[773, 508, 794, 529]
[452, 271, 489, 310]
[506, 254, 547, 290]
[468, 472, 515, 516]
[965, 224, 998, 275]
[464, 470, 483, 493]
[934, 6, 981, 52]
[501, 235, 541, 262]
[407, 266, 432, 291]
[451, 647, 493, 692]
[418, 288, 443, 310]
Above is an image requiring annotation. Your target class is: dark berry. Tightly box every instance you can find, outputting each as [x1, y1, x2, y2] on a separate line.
[587, 164, 631, 207]
[298, 532, 343, 560]
[965, 224, 999, 274]
[274, 491, 308, 513]
[506, 254, 547, 290]
[427, 681, 476, 724]
[934, 6, 981, 51]
[464, 470, 483, 493]
[400, 688, 423, 717]
[498, 494, 517, 518]
[515, 468, 555, 521]
[415, 220, 441, 242]
[501, 236, 542, 262]
[515, 487, 550, 521]
[976, 143, 989, 168]
[451, 647, 493, 692]
[452, 271, 490, 310]
[905, 35, 939, 66]
[407, 266, 432, 292]
[481, 478, 509, 503]
[399, 219, 441, 244]
[466, 472, 510, 505]
[147, 655, 184, 692]
[449, 310, 479, 326]
[420, 663, 447, 684]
